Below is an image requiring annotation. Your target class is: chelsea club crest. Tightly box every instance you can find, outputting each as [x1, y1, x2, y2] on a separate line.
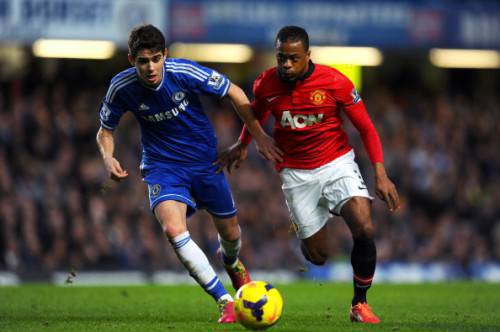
[172, 91, 185, 103]
[150, 184, 161, 197]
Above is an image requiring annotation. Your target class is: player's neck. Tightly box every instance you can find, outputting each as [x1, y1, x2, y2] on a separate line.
[298, 61, 314, 81]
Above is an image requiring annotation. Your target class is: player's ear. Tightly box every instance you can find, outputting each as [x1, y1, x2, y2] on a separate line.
[128, 53, 135, 66]
[163, 48, 168, 58]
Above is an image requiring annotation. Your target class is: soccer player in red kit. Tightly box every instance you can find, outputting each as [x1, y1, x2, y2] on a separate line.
[216, 26, 400, 324]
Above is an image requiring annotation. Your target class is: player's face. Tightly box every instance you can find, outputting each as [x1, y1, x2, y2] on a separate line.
[275, 40, 310, 83]
[129, 48, 167, 87]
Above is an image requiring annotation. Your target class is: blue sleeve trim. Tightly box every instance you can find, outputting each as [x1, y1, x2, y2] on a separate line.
[221, 81, 231, 98]
[100, 122, 115, 130]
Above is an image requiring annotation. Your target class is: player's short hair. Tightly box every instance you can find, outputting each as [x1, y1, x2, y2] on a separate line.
[128, 24, 166, 58]
[275, 26, 309, 51]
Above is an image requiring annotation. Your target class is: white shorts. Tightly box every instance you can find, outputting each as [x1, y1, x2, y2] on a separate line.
[280, 150, 373, 239]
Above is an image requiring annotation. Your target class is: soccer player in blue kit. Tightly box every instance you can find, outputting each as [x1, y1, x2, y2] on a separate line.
[96, 24, 283, 324]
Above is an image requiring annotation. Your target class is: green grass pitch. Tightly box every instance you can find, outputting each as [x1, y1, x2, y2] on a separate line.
[1, 282, 499, 331]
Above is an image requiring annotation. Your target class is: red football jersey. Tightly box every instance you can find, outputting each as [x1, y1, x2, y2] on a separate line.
[240, 63, 383, 171]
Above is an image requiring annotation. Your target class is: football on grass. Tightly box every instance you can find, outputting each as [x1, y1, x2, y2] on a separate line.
[234, 281, 283, 330]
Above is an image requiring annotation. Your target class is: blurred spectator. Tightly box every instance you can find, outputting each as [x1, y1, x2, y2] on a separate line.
[0, 58, 498, 275]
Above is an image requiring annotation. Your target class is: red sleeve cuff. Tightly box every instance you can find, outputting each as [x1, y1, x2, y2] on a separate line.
[239, 125, 253, 146]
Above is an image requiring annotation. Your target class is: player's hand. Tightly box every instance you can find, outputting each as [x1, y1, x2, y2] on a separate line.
[375, 174, 400, 212]
[254, 133, 284, 164]
[214, 141, 248, 174]
[104, 156, 129, 181]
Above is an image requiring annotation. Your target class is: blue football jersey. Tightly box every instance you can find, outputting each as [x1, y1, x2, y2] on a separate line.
[99, 58, 231, 170]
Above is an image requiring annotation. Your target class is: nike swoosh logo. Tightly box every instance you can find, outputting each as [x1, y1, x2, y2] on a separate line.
[358, 186, 367, 190]
[266, 95, 280, 102]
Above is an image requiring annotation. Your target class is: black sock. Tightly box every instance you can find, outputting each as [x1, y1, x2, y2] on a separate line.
[351, 238, 376, 306]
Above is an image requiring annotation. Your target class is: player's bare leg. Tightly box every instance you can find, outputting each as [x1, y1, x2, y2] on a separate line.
[300, 224, 329, 265]
[341, 197, 380, 324]
[155, 200, 235, 323]
[154, 200, 188, 239]
[212, 215, 251, 290]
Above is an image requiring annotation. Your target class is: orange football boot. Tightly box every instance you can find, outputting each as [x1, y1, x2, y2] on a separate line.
[350, 302, 381, 324]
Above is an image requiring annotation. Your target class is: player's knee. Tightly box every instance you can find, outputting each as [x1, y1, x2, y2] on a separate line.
[308, 252, 328, 266]
[352, 222, 375, 241]
[214, 216, 240, 241]
[300, 242, 312, 262]
[217, 225, 241, 242]
[302, 246, 328, 265]
[163, 225, 185, 239]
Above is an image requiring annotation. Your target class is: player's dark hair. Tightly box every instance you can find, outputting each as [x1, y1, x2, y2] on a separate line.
[275, 26, 309, 51]
[128, 24, 166, 58]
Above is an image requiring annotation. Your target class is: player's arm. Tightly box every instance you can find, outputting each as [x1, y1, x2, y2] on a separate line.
[340, 84, 400, 211]
[223, 84, 283, 165]
[215, 73, 276, 173]
[237, 74, 272, 149]
[216, 98, 272, 173]
[96, 127, 129, 181]
[179, 61, 281, 171]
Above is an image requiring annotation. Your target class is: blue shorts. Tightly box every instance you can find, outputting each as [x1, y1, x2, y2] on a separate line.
[142, 164, 237, 219]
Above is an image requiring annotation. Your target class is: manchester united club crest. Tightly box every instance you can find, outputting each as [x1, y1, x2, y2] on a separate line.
[310, 90, 326, 105]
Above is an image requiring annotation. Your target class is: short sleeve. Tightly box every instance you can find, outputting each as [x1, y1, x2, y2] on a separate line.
[333, 74, 363, 111]
[166, 60, 231, 98]
[99, 93, 127, 130]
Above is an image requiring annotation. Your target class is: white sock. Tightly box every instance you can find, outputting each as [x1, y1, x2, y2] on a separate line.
[170, 231, 219, 288]
[218, 294, 233, 303]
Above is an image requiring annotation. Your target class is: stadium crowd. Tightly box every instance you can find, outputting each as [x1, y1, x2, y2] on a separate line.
[0, 59, 499, 278]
